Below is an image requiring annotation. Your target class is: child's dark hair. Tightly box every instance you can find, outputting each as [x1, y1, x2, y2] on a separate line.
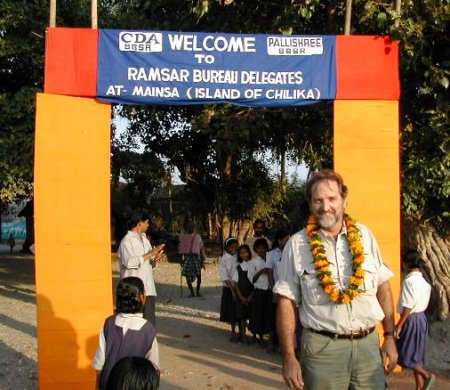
[106, 357, 160, 390]
[224, 237, 238, 254]
[272, 229, 290, 249]
[253, 238, 269, 252]
[116, 277, 145, 314]
[402, 249, 424, 269]
[237, 245, 252, 263]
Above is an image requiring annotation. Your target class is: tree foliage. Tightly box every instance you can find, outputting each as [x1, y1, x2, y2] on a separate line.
[1, 0, 447, 242]
[0, 1, 46, 203]
[0, 0, 95, 204]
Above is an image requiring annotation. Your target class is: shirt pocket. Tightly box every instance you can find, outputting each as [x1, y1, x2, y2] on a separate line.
[361, 257, 378, 295]
[300, 271, 330, 305]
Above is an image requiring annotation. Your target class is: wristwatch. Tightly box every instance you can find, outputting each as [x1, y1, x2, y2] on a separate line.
[383, 330, 397, 338]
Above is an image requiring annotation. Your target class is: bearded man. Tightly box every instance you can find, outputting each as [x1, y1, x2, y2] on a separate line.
[274, 169, 398, 390]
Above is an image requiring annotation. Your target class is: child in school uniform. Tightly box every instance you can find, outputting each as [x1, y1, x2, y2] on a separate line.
[232, 244, 254, 343]
[247, 238, 273, 346]
[219, 237, 239, 342]
[93, 277, 159, 390]
[395, 249, 435, 390]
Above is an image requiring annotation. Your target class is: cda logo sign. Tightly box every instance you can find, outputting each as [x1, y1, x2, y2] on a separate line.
[119, 32, 163, 52]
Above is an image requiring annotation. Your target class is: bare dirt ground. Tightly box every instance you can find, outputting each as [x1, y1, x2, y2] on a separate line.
[0, 246, 449, 389]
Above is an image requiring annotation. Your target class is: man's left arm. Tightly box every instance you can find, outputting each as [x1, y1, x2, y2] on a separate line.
[377, 281, 398, 373]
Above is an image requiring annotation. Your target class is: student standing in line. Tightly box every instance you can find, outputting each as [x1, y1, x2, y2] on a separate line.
[232, 244, 254, 343]
[93, 277, 159, 390]
[247, 238, 273, 346]
[219, 237, 239, 342]
[396, 249, 435, 390]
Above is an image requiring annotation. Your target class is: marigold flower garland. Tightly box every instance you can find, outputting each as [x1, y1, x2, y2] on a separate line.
[306, 214, 365, 304]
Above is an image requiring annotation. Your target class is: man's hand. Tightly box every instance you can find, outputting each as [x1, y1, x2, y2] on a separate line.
[282, 355, 304, 390]
[381, 336, 398, 373]
[145, 244, 165, 262]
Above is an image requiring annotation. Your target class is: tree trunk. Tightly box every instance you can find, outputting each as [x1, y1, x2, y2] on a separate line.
[344, 0, 352, 35]
[50, 0, 56, 27]
[402, 218, 450, 320]
[280, 149, 286, 194]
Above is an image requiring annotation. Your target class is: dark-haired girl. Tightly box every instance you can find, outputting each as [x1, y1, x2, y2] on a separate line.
[219, 237, 239, 341]
[106, 357, 160, 390]
[232, 245, 254, 342]
[396, 250, 435, 390]
[93, 277, 159, 390]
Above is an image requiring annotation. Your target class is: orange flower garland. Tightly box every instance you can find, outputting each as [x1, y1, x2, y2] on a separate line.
[306, 214, 365, 304]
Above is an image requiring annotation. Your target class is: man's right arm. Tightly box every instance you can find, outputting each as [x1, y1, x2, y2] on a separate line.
[274, 236, 304, 389]
[277, 296, 304, 390]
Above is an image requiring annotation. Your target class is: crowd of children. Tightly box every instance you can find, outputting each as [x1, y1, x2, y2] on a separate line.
[219, 229, 292, 352]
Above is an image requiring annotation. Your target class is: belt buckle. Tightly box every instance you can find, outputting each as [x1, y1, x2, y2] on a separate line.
[350, 330, 362, 340]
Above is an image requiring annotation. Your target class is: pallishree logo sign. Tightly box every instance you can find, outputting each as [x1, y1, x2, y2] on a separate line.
[97, 30, 336, 107]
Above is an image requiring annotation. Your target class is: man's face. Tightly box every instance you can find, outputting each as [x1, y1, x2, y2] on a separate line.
[310, 180, 347, 233]
[254, 222, 265, 237]
[138, 219, 150, 234]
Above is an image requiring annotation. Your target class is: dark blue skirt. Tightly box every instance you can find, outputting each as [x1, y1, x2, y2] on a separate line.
[397, 312, 429, 369]
[220, 286, 236, 324]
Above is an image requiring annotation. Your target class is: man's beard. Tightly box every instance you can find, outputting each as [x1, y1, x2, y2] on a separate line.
[317, 212, 342, 229]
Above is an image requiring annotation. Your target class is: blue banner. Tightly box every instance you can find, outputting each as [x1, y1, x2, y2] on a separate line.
[97, 30, 336, 107]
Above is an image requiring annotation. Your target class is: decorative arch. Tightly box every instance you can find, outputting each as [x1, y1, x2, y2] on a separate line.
[35, 28, 400, 388]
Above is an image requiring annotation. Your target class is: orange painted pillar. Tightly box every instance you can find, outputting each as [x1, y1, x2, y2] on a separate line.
[34, 93, 112, 389]
[334, 100, 401, 311]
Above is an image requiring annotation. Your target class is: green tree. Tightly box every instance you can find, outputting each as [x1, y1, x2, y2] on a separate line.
[0, 0, 96, 204]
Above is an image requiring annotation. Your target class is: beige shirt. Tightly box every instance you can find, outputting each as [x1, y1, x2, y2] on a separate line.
[274, 222, 394, 334]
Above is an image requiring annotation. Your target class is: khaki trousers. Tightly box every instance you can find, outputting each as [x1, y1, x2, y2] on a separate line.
[301, 329, 386, 390]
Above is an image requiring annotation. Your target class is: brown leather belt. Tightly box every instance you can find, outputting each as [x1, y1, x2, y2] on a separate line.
[309, 326, 375, 340]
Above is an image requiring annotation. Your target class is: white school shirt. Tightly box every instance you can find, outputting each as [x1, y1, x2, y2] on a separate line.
[118, 231, 157, 296]
[274, 222, 394, 334]
[266, 247, 283, 284]
[92, 313, 159, 370]
[219, 251, 238, 287]
[247, 255, 270, 290]
[397, 271, 431, 314]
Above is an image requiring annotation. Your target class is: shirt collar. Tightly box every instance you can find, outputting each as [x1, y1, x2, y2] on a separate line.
[129, 230, 144, 238]
[119, 313, 144, 318]
[404, 271, 422, 279]
[319, 223, 347, 241]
